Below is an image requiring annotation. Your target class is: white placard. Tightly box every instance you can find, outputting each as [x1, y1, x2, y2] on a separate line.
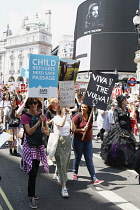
[0, 132, 12, 148]
[59, 81, 75, 107]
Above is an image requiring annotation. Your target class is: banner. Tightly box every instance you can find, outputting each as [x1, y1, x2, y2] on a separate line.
[74, 0, 138, 72]
[28, 54, 59, 98]
[20, 68, 29, 78]
[59, 81, 75, 107]
[83, 71, 118, 110]
[59, 58, 80, 82]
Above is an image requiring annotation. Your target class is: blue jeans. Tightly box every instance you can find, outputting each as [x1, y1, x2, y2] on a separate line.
[72, 137, 97, 181]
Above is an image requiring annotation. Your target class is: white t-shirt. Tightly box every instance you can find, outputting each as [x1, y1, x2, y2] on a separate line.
[0, 100, 10, 109]
[53, 114, 71, 136]
[4, 106, 11, 116]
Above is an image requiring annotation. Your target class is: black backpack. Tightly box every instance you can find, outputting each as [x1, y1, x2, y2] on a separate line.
[25, 113, 43, 147]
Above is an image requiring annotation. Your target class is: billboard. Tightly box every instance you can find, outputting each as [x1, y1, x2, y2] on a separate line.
[74, 0, 139, 72]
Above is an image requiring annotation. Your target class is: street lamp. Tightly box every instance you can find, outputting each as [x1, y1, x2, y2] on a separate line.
[133, 10, 140, 96]
[133, 10, 140, 49]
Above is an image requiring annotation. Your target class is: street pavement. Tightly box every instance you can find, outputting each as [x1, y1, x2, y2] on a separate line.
[0, 123, 140, 210]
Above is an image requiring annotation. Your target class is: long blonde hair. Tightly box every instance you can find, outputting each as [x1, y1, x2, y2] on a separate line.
[47, 98, 58, 110]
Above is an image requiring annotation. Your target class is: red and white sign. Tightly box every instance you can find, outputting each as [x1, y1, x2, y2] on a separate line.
[128, 77, 136, 87]
[21, 84, 26, 92]
[111, 87, 122, 99]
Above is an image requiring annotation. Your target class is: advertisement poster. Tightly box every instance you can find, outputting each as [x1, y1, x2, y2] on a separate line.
[59, 58, 80, 82]
[74, 0, 138, 72]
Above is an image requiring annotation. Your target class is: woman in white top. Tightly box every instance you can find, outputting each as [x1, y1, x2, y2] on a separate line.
[0, 92, 11, 123]
[50, 105, 75, 198]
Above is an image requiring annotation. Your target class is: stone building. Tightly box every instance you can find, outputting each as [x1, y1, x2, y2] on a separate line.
[0, 13, 52, 84]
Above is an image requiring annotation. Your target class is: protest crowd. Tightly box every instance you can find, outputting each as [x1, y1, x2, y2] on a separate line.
[0, 83, 140, 209]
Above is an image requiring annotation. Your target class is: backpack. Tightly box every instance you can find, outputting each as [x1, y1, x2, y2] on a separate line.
[8, 106, 20, 127]
[73, 112, 82, 128]
[24, 113, 43, 147]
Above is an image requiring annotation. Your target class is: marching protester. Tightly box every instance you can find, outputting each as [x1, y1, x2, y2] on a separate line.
[128, 98, 139, 135]
[3, 95, 21, 156]
[48, 105, 75, 198]
[21, 97, 49, 209]
[95, 109, 109, 142]
[101, 95, 136, 168]
[0, 92, 11, 123]
[16, 90, 23, 104]
[72, 103, 104, 185]
[107, 103, 115, 128]
[69, 93, 83, 116]
[46, 97, 59, 165]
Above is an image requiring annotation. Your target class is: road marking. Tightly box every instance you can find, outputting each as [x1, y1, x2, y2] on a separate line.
[0, 205, 3, 210]
[0, 187, 14, 210]
[93, 154, 138, 174]
[94, 186, 139, 210]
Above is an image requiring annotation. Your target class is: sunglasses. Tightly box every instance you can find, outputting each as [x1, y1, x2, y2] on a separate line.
[28, 102, 38, 105]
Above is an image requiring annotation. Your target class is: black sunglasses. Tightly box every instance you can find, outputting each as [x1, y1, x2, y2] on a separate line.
[28, 102, 38, 105]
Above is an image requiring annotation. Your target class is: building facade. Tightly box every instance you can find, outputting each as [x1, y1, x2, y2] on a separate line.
[0, 14, 52, 84]
[52, 35, 74, 59]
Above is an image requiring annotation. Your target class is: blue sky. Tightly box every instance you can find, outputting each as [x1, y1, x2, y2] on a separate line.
[0, 0, 84, 47]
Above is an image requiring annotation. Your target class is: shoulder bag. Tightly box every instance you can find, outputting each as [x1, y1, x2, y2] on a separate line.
[47, 133, 59, 159]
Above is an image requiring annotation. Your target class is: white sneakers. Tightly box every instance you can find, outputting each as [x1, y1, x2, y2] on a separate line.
[53, 173, 60, 183]
[61, 188, 69, 198]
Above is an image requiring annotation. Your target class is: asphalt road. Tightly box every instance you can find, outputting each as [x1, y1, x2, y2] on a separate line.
[0, 124, 140, 210]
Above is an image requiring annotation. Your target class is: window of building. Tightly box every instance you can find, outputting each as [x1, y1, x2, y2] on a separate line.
[18, 54, 23, 70]
[26, 37, 29, 42]
[10, 55, 15, 70]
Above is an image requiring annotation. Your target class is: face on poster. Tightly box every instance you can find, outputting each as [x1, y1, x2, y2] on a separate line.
[74, 0, 138, 73]
[29, 54, 59, 98]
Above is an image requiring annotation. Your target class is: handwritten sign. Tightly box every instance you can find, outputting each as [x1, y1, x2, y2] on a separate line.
[29, 54, 59, 98]
[59, 81, 75, 107]
[83, 71, 118, 110]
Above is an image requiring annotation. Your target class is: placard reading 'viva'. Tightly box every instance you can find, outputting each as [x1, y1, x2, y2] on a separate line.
[83, 71, 118, 110]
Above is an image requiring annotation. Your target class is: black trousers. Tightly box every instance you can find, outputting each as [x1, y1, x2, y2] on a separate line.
[28, 159, 40, 197]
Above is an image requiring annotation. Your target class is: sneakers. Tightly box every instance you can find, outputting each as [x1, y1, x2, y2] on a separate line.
[29, 197, 37, 209]
[48, 159, 54, 166]
[53, 173, 60, 183]
[93, 179, 104, 185]
[34, 195, 39, 200]
[61, 188, 69, 198]
[72, 174, 78, 180]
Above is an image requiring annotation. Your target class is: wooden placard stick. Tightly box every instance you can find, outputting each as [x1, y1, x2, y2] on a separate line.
[81, 107, 94, 141]
[42, 98, 44, 127]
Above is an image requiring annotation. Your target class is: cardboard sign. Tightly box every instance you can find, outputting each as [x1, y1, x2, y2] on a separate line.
[21, 84, 26, 92]
[0, 132, 12, 148]
[59, 81, 75, 107]
[83, 71, 118, 110]
[29, 54, 59, 98]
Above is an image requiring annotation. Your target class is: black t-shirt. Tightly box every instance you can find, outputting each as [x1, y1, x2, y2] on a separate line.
[46, 108, 56, 120]
[46, 108, 56, 129]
